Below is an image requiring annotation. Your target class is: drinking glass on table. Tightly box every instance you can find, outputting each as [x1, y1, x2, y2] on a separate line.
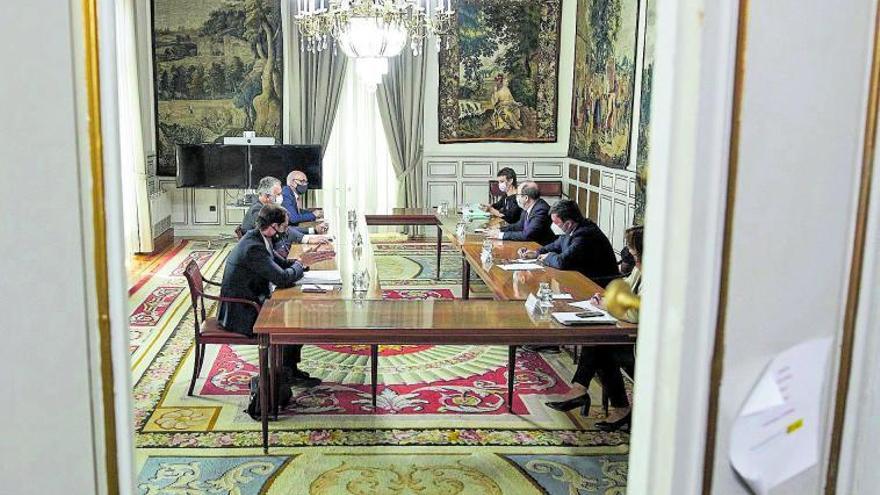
[537, 282, 554, 309]
[352, 269, 370, 294]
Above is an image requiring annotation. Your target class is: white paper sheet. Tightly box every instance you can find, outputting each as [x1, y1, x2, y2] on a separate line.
[297, 270, 343, 285]
[524, 293, 539, 314]
[497, 263, 543, 271]
[729, 337, 833, 495]
[301, 284, 336, 291]
[551, 293, 573, 300]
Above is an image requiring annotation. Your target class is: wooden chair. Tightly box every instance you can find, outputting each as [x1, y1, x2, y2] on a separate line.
[182, 260, 260, 396]
[488, 180, 568, 205]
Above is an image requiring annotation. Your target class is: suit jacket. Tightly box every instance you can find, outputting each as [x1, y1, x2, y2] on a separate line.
[240, 200, 308, 245]
[217, 229, 305, 335]
[281, 185, 316, 225]
[491, 194, 522, 224]
[500, 198, 556, 245]
[537, 218, 619, 287]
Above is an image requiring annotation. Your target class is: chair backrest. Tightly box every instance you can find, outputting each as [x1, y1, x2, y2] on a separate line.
[488, 180, 503, 204]
[536, 181, 563, 197]
[182, 260, 207, 323]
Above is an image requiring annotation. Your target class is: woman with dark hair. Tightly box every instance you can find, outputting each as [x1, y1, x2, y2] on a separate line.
[544, 225, 644, 432]
[480, 167, 522, 224]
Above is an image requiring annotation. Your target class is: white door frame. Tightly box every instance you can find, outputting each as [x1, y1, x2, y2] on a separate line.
[87, 0, 748, 494]
[626, 0, 745, 493]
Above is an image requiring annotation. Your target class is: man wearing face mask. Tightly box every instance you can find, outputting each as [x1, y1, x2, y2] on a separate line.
[242, 176, 330, 248]
[519, 200, 619, 287]
[486, 181, 556, 245]
[282, 170, 324, 226]
[479, 167, 521, 224]
[219, 203, 336, 388]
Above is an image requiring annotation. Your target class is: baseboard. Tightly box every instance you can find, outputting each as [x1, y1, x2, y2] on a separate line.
[140, 228, 174, 255]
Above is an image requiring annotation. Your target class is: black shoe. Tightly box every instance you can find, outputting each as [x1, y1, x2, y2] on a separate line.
[291, 368, 312, 380]
[545, 393, 591, 416]
[289, 375, 322, 388]
[596, 411, 631, 432]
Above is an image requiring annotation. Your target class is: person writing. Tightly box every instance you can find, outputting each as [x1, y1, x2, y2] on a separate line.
[219, 203, 335, 387]
[485, 181, 556, 245]
[518, 199, 619, 287]
[479, 167, 522, 224]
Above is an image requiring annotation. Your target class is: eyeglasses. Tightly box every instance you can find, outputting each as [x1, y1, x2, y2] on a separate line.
[295, 178, 309, 184]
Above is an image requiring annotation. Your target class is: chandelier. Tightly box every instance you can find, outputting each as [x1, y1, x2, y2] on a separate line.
[294, 0, 455, 87]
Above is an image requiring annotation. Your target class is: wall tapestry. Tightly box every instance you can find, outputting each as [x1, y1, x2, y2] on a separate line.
[634, 0, 656, 225]
[438, 0, 562, 143]
[151, 0, 283, 176]
[568, 0, 640, 168]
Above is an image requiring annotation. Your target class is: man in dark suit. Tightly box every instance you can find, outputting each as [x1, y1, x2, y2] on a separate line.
[282, 170, 324, 226]
[521, 199, 620, 287]
[486, 181, 556, 245]
[242, 176, 330, 248]
[219, 203, 335, 386]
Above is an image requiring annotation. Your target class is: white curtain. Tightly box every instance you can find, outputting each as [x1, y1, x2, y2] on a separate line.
[320, 67, 400, 216]
[116, 0, 148, 258]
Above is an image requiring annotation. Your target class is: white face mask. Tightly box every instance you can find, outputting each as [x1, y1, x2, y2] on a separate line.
[498, 181, 508, 193]
[274, 195, 283, 205]
[516, 195, 528, 209]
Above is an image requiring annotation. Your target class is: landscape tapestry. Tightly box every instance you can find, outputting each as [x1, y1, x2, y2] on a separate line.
[151, 0, 283, 176]
[438, 0, 562, 143]
[634, 0, 656, 225]
[568, 0, 639, 168]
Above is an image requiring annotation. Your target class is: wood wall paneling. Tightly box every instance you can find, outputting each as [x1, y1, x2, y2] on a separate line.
[590, 169, 601, 187]
[462, 161, 493, 178]
[532, 161, 564, 177]
[462, 181, 490, 205]
[568, 184, 578, 203]
[159, 180, 188, 225]
[569, 163, 578, 180]
[612, 198, 628, 248]
[589, 190, 599, 222]
[427, 161, 458, 177]
[426, 181, 458, 208]
[498, 161, 528, 177]
[577, 186, 587, 215]
[191, 189, 221, 225]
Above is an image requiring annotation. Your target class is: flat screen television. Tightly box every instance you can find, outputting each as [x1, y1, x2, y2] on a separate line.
[249, 145, 323, 189]
[175, 144, 249, 188]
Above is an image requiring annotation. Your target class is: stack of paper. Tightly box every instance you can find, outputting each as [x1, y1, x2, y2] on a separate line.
[297, 270, 343, 285]
[497, 263, 543, 271]
[461, 206, 490, 219]
[551, 312, 617, 325]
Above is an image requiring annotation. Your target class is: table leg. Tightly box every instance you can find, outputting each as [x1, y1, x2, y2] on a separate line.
[508, 345, 517, 414]
[371, 344, 379, 411]
[435, 225, 442, 280]
[461, 257, 470, 300]
[259, 335, 269, 454]
[272, 345, 281, 420]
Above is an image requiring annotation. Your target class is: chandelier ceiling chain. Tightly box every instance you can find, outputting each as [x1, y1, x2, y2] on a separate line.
[294, 0, 455, 87]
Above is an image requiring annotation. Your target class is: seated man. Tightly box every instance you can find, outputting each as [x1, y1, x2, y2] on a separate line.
[282, 170, 324, 226]
[243, 176, 330, 248]
[219, 203, 335, 387]
[519, 199, 619, 287]
[485, 181, 556, 245]
[479, 167, 522, 224]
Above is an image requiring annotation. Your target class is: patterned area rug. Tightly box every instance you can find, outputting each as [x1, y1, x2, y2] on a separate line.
[131, 239, 630, 494]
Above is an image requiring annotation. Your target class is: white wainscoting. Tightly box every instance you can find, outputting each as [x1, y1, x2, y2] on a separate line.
[423, 156, 566, 209]
[564, 160, 637, 251]
[158, 179, 248, 237]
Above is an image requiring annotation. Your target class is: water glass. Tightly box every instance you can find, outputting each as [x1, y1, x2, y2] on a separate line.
[437, 201, 449, 216]
[352, 269, 370, 293]
[538, 282, 553, 308]
[455, 220, 467, 239]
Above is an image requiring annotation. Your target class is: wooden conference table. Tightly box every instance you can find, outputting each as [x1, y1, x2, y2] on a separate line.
[253, 208, 637, 453]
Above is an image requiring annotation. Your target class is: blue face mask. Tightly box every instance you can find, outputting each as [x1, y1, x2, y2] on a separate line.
[295, 183, 308, 195]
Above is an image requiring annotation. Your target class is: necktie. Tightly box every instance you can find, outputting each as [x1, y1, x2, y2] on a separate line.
[296, 195, 303, 211]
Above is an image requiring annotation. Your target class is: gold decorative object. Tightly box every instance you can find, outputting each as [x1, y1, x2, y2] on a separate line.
[604, 278, 641, 320]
